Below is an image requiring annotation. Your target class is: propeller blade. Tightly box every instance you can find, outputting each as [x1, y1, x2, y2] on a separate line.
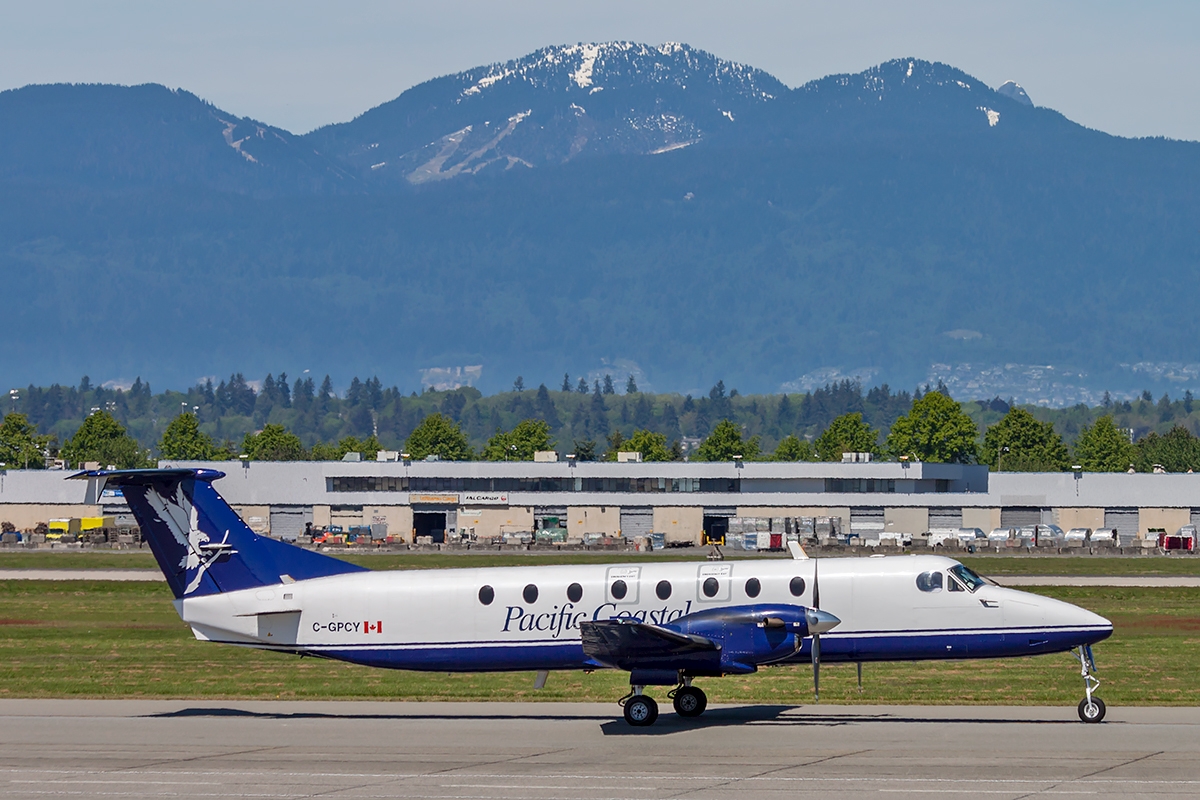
[812, 558, 820, 610]
[812, 632, 821, 702]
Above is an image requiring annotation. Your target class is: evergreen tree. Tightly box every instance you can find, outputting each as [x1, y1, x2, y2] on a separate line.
[602, 374, 615, 395]
[561, 373, 571, 392]
[534, 384, 561, 430]
[1134, 425, 1200, 472]
[625, 374, 638, 394]
[577, 377, 589, 394]
[572, 439, 597, 461]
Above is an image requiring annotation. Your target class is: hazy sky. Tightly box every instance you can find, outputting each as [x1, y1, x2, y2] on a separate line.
[3, 1, 1198, 139]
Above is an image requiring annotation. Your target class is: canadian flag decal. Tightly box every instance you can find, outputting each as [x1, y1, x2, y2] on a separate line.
[366, 620, 383, 634]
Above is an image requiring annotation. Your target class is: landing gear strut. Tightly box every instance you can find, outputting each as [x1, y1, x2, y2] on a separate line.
[1076, 645, 1106, 723]
[668, 678, 708, 718]
[621, 687, 659, 727]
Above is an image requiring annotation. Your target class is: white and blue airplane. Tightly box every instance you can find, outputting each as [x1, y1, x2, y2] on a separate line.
[75, 468, 1113, 726]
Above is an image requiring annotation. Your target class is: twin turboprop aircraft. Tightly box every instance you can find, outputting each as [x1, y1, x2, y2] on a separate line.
[76, 468, 1114, 726]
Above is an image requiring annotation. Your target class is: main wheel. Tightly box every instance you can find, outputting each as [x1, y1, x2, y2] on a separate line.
[1078, 696, 1106, 723]
[623, 695, 659, 727]
[672, 686, 707, 718]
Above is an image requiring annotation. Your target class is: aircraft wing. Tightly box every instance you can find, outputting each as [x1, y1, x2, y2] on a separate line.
[579, 620, 720, 671]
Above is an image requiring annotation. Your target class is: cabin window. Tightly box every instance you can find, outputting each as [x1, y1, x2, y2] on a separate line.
[479, 585, 495, 605]
[567, 582, 583, 602]
[789, 576, 806, 597]
[916, 571, 943, 592]
[523, 584, 539, 603]
[611, 579, 628, 600]
[745, 577, 761, 598]
[702, 577, 720, 598]
[656, 580, 672, 600]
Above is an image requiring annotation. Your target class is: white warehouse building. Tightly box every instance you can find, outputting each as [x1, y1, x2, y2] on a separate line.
[1, 458, 1198, 545]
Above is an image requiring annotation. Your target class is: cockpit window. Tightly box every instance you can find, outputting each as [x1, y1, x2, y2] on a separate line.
[948, 564, 986, 593]
[916, 571, 943, 592]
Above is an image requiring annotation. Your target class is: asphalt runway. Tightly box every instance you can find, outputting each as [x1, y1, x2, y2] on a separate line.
[1, 700, 1197, 799]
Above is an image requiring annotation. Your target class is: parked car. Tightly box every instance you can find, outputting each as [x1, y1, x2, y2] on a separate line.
[1064, 527, 1091, 542]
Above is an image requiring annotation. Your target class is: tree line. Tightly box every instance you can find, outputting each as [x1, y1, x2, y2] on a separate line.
[3, 372, 1198, 472]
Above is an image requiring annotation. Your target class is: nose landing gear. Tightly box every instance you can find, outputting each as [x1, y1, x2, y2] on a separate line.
[1076, 645, 1106, 723]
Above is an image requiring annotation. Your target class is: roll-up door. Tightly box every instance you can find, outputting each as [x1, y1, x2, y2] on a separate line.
[330, 505, 363, 531]
[850, 507, 885, 537]
[535, 505, 568, 531]
[1104, 508, 1139, 545]
[269, 506, 312, 541]
[1001, 507, 1042, 527]
[619, 507, 653, 538]
[1190, 508, 1200, 527]
[928, 507, 963, 529]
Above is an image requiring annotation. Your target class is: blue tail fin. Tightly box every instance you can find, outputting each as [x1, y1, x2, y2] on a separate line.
[71, 468, 367, 599]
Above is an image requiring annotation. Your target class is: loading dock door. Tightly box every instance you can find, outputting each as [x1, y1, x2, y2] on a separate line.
[269, 506, 313, 541]
[1104, 508, 1139, 545]
[928, 507, 964, 529]
[850, 507, 885, 538]
[413, 512, 447, 543]
[1001, 507, 1042, 528]
[620, 507, 653, 538]
[703, 507, 735, 545]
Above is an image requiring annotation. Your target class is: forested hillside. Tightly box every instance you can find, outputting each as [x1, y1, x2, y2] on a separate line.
[5, 373, 1200, 474]
[2, 47, 1199, 395]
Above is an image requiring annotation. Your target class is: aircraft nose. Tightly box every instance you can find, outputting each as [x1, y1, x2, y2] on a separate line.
[806, 608, 841, 635]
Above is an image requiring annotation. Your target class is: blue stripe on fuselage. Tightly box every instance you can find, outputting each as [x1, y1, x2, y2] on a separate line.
[220, 624, 1112, 671]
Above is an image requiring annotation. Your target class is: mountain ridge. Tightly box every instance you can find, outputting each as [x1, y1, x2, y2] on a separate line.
[1, 44, 1198, 399]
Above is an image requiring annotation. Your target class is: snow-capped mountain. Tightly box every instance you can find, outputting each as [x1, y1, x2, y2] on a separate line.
[305, 42, 787, 183]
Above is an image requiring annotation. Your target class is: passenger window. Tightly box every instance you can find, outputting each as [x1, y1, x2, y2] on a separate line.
[479, 585, 495, 605]
[523, 584, 538, 603]
[916, 572, 943, 592]
[656, 580, 672, 600]
[702, 577, 719, 598]
[567, 582, 583, 602]
[745, 577, 761, 598]
[789, 576, 806, 597]
[611, 579, 628, 600]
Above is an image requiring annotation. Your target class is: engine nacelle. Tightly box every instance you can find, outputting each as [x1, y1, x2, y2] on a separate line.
[669, 604, 812, 674]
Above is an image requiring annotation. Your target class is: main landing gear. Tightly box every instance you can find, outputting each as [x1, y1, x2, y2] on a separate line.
[1076, 645, 1106, 723]
[620, 677, 708, 726]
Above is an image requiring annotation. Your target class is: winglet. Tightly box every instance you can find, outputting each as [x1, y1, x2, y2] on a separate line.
[787, 540, 810, 560]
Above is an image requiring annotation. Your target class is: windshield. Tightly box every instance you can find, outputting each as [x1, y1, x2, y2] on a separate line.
[948, 563, 988, 592]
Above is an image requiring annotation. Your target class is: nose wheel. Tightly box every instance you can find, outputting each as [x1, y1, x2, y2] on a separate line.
[1076, 645, 1106, 723]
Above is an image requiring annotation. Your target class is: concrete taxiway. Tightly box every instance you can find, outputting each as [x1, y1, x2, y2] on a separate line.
[0, 700, 1197, 799]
